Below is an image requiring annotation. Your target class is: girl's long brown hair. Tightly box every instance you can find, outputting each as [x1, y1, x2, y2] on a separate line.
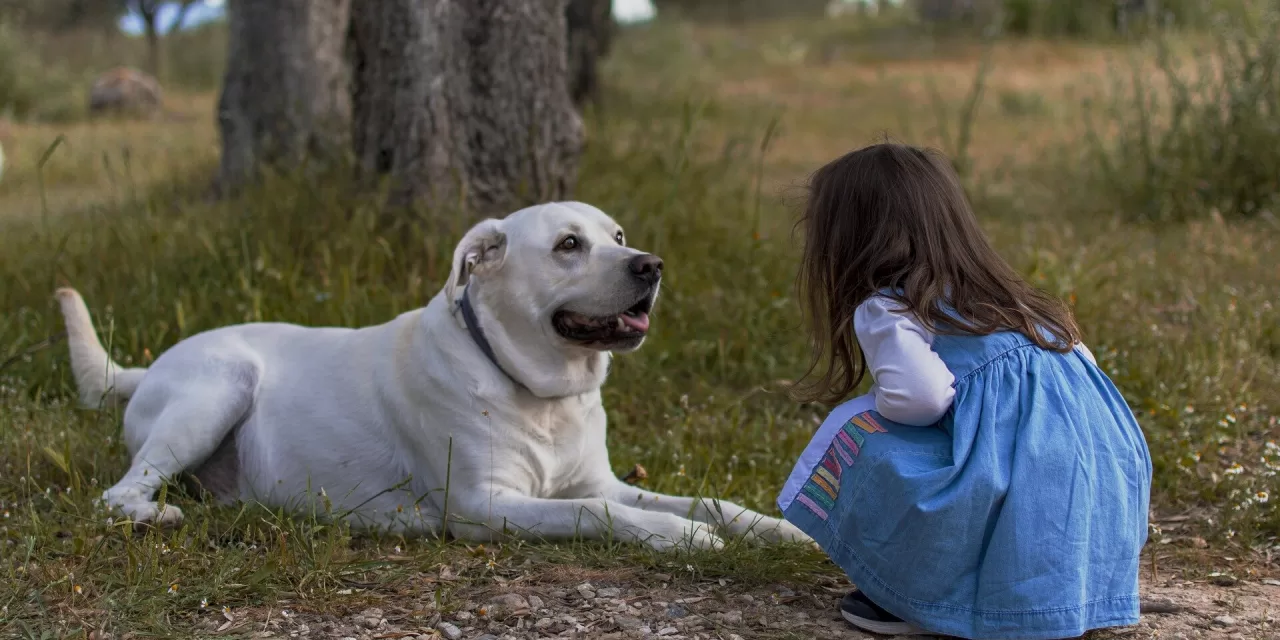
[792, 143, 1081, 406]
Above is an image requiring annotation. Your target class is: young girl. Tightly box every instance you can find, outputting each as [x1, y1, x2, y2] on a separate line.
[778, 143, 1152, 639]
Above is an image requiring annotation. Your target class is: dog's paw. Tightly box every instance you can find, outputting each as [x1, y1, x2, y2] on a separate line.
[733, 516, 816, 547]
[641, 520, 724, 552]
[116, 502, 185, 528]
[681, 523, 725, 551]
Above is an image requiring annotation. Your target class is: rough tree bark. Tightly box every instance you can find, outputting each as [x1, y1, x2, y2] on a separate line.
[350, 0, 584, 214]
[566, 0, 614, 109]
[217, 0, 353, 192]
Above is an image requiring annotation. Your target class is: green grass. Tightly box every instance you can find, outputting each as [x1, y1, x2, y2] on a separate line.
[0, 23, 89, 123]
[2, 13, 1279, 637]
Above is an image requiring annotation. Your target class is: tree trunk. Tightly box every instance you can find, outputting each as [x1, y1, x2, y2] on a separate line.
[217, 0, 353, 192]
[170, 0, 196, 34]
[566, 0, 614, 109]
[143, 12, 161, 78]
[350, 0, 584, 214]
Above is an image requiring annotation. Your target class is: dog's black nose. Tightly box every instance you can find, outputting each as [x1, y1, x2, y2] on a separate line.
[628, 254, 664, 284]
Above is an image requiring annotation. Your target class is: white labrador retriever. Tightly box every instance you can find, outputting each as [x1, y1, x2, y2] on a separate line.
[57, 201, 809, 551]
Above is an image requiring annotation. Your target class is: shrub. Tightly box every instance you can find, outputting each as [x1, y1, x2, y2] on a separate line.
[161, 21, 227, 92]
[0, 22, 86, 122]
[1001, 0, 1117, 38]
[1080, 6, 1280, 222]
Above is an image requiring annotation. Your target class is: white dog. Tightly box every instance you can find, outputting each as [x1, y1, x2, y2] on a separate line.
[58, 201, 810, 551]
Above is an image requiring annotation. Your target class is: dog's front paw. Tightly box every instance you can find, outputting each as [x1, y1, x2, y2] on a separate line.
[731, 516, 815, 547]
[102, 491, 185, 529]
[125, 502, 185, 528]
[680, 523, 725, 551]
[641, 519, 724, 552]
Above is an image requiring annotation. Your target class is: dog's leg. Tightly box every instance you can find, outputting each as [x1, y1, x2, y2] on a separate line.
[607, 481, 812, 545]
[102, 372, 255, 527]
[446, 492, 725, 551]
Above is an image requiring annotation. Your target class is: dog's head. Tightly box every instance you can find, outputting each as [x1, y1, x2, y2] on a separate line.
[443, 202, 662, 396]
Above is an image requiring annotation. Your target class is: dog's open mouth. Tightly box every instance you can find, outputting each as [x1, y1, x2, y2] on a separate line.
[553, 294, 654, 347]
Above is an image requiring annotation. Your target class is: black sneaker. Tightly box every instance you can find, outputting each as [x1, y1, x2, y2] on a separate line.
[840, 590, 925, 636]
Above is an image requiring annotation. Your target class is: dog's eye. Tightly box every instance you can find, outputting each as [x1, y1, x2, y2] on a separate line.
[614, 231, 625, 245]
[556, 235, 580, 252]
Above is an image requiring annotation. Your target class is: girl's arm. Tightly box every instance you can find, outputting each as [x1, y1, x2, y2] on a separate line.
[853, 297, 955, 426]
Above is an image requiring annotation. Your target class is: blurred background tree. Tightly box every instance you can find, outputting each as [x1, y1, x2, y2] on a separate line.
[651, 0, 830, 22]
[124, 0, 201, 76]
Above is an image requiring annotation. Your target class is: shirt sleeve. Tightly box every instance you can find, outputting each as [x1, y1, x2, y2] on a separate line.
[853, 297, 956, 426]
[1075, 341, 1098, 365]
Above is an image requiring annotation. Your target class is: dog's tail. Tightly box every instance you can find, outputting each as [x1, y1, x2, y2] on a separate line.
[55, 287, 147, 408]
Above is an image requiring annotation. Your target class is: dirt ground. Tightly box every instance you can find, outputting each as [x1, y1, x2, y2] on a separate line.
[140, 570, 1279, 640]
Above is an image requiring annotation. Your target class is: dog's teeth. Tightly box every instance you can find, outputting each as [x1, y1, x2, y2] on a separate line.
[616, 316, 625, 330]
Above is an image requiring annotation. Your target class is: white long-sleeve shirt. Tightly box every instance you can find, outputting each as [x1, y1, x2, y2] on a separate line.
[853, 296, 1097, 427]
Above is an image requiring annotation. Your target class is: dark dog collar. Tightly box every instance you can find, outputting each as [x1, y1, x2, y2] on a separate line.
[457, 287, 528, 392]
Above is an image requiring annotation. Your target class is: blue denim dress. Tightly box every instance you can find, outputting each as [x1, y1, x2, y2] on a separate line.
[778, 329, 1152, 640]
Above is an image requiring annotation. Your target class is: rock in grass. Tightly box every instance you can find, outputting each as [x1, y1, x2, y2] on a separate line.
[614, 615, 643, 630]
[88, 67, 162, 118]
[435, 621, 463, 639]
[486, 592, 529, 616]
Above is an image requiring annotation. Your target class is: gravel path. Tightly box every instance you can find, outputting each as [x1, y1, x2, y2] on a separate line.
[167, 572, 1279, 640]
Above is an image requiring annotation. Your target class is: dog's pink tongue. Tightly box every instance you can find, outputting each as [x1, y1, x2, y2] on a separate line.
[620, 312, 650, 332]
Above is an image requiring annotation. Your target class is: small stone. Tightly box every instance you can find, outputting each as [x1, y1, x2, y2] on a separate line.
[639, 626, 653, 636]
[414, 635, 432, 640]
[666, 604, 689, 619]
[729, 635, 744, 640]
[455, 611, 474, 622]
[653, 573, 672, 582]
[527, 595, 545, 609]
[597, 587, 623, 598]
[487, 593, 530, 616]
[576, 583, 597, 599]
[473, 635, 498, 640]
[657, 627, 679, 636]
[534, 618, 553, 629]
[1212, 615, 1237, 627]
[715, 610, 743, 625]
[732, 594, 754, 606]
[436, 622, 463, 640]
[614, 615, 644, 630]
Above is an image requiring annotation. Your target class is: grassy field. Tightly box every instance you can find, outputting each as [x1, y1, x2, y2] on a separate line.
[2, 13, 1279, 638]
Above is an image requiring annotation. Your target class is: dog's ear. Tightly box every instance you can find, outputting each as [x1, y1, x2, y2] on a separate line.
[445, 218, 507, 305]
